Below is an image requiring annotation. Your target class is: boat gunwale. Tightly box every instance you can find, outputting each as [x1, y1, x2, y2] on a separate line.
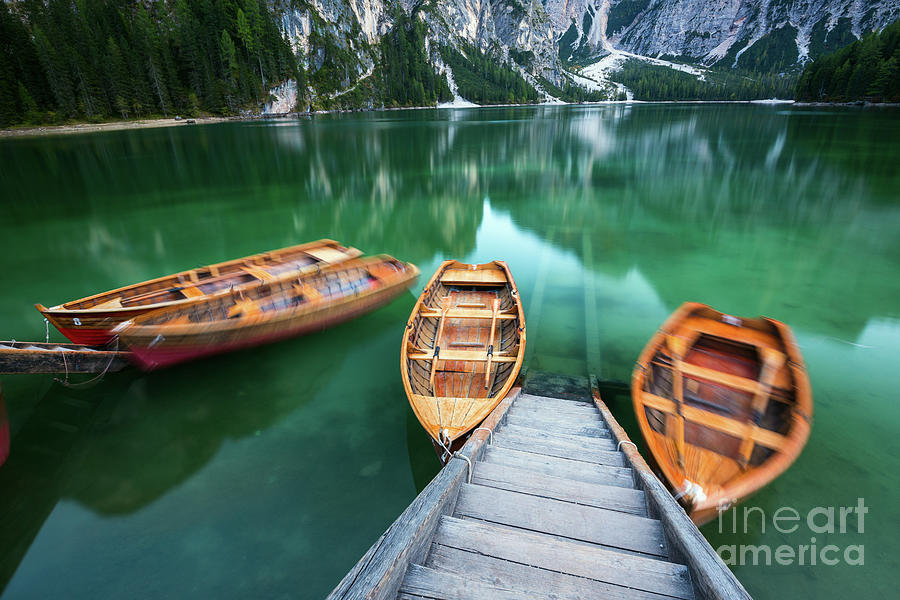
[400, 259, 526, 443]
[632, 302, 813, 520]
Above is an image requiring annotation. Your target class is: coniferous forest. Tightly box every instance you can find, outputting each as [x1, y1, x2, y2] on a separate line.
[440, 44, 538, 105]
[379, 12, 452, 108]
[0, 0, 299, 127]
[795, 19, 900, 102]
[609, 60, 798, 101]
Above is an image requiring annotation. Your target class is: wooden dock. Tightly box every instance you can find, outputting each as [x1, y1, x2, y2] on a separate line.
[328, 375, 750, 600]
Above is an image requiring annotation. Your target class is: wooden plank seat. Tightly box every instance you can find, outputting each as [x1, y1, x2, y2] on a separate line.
[419, 307, 517, 320]
[240, 265, 276, 282]
[408, 348, 518, 363]
[639, 391, 787, 450]
[439, 269, 508, 285]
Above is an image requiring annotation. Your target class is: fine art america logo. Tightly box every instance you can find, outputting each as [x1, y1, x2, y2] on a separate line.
[715, 498, 867, 566]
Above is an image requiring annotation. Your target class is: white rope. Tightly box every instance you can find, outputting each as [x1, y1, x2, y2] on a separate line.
[45, 318, 50, 343]
[452, 452, 473, 484]
[616, 440, 637, 452]
[473, 427, 493, 446]
[55, 337, 120, 389]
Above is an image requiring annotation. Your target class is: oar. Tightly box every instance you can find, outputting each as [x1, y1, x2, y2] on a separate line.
[429, 297, 451, 389]
[484, 298, 500, 388]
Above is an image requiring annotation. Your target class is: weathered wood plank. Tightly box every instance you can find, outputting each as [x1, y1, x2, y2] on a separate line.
[507, 404, 600, 423]
[471, 461, 648, 516]
[453, 484, 668, 557]
[483, 446, 635, 488]
[504, 413, 609, 438]
[0, 342, 131, 374]
[590, 376, 751, 600]
[515, 393, 597, 412]
[427, 545, 685, 600]
[497, 423, 616, 451]
[400, 564, 574, 600]
[492, 430, 624, 466]
[433, 517, 694, 599]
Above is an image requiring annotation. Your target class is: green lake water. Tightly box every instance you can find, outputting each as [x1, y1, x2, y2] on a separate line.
[0, 104, 898, 598]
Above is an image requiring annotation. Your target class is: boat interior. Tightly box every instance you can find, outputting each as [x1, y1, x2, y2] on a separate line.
[405, 264, 523, 440]
[132, 257, 410, 326]
[640, 317, 796, 490]
[60, 243, 358, 311]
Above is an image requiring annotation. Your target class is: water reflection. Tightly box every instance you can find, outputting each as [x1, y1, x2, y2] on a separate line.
[0, 104, 898, 598]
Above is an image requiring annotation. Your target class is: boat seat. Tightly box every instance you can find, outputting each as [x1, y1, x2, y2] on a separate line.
[180, 286, 205, 299]
[241, 265, 275, 282]
[408, 348, 517, 363]
[640, 391, 787, 450]
[227, 299, 263, 318]
[419, 307, 516, 320]
[439, 269, 506, 285]
[93, 297, 123, 309]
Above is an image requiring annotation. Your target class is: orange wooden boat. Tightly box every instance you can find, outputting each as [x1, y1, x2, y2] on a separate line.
[115, 255, 418, 370]
[36, 239, 361, 346]
[402, 261, 525, 457]
[632, 302, 813, 525]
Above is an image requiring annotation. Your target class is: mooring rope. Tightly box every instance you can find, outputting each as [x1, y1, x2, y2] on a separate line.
[55, 337, 120, 390]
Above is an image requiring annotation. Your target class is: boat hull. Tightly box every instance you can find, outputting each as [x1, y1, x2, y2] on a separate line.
[126, 289, 403, 369]
[42, 311, 148, 346]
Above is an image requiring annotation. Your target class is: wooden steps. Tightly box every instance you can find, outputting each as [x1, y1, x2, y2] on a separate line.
[328, 383, 750, 600]
[400, 392, 696, 599]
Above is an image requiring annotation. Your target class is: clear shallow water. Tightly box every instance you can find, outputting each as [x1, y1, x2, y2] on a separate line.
[0, 104, 898, 598]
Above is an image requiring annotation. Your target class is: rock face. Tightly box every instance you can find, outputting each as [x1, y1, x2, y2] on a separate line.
[604, 0, 900, 66]
[268, 0, 900, 102]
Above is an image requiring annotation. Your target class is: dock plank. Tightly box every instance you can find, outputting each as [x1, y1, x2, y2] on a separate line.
[483, 446, 636, 488]
[432, 516, 694, 599]
[471, 461, 648, 516]
[454, 484, 668, 557]
[497, 423, 616, 450]
[493, 430, 625, 466]
[426, 545, 685, 600]
[400, 564, 575, 600]
[505, 413, 609, 438]
[515, 394, 598, 412]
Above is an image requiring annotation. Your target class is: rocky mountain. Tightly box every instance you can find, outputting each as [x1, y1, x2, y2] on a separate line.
[2, 0, 897, 127]
[269, 0, 900, 107]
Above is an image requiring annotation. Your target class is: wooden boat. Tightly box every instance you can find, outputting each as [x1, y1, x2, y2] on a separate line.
[116, 255, 419, 370]
[402, 261, 525, 457]
[632, 302, 813, 525]
[0, 340, 132, 374]
[36, 239, 362, 346]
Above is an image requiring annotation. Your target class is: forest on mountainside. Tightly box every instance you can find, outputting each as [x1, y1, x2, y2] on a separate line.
[795, 19, 900, 102]
[0, 0, 300, 127]
[609, 60, 798, 101]
[378, 12, 452, 108]
[440, 44, 539, 105]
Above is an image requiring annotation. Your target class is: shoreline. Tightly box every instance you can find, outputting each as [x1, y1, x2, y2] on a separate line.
[3, 99, 897, 139]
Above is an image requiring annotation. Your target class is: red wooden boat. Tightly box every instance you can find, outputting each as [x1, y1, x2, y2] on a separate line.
[115, 255, 419, 370]
[36, 239, 361, 346]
